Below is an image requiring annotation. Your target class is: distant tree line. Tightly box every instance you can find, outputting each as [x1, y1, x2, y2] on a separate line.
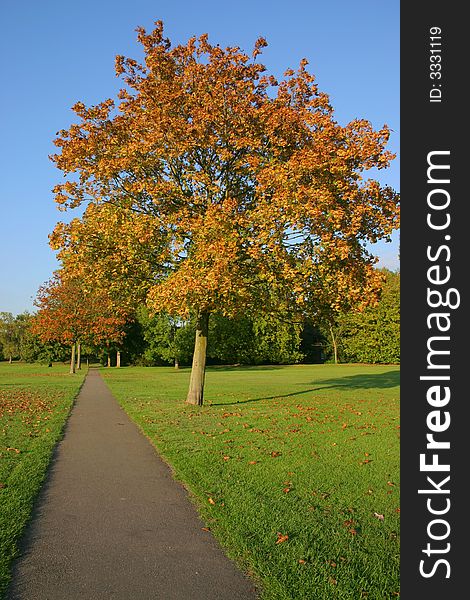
[1, 269, 399, 367]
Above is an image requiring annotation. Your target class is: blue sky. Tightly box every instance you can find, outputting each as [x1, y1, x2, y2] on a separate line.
[0, 0, 399, 315]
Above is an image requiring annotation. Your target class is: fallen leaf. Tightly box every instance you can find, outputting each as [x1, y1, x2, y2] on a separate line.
[270, 451, 281, 457]
[298, 559, 306, 564]
[283, 487, 290, 493]
[201, 527, 211, 531]
[373, 512, 385, 521]
[275, 533, 289, 544]
[248, 460, 257, 465]
[208, 497, 216, 505]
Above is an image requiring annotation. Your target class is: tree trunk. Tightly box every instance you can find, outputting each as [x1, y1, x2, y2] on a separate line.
[77, 343, 81, 370]
[9, 355, 12, 364]
[174, 357, 179, 370]
[70, 343, 76, 374]
[116, 350, 121, 368]
[107, 354, 111, 368]
[329, 324, 339, 364]
[186, 311, 209, 405]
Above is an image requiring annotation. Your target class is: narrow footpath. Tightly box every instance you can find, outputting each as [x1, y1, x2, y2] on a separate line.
[7, 368, 258, 600]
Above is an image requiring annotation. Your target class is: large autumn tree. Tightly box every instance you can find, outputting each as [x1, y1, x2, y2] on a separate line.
[50, 21, 399, 404]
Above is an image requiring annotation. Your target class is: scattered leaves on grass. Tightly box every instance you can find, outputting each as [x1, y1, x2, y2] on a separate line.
[343, 518, 358, 535]
[270, 451, 281, 457]
[275, 532, 289, 544]
[312, 490, 330, 500]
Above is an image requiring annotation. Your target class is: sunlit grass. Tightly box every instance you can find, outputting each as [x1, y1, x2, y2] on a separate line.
[103, 364, 400, 599]
[0, 362, 85, 598]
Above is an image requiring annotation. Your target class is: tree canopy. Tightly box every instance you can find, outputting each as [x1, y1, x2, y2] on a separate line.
[49, 21, 399, 403]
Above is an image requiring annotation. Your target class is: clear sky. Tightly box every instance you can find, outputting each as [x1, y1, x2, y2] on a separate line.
[0, 0, 399, 315]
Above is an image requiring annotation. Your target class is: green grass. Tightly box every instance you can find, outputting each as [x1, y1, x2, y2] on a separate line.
[102, 364, 400, 599]
[0, 362, 86, 598]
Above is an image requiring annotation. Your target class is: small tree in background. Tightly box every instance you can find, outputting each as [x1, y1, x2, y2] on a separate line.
[32, 275, 87, 373]
[32, 272, 130, 373]
[0, 312, 26, 363]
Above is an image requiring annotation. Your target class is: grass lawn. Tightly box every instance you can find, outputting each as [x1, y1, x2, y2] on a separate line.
[0, 362, 86, 598]
[102, 363, 400, 599]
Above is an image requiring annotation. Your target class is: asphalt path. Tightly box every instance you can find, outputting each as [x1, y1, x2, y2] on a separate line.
[7, 368, 258, 599]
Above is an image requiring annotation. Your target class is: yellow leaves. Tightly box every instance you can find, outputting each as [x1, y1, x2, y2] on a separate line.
[252, 37, 268, 60]
[275, 532, 289, 545]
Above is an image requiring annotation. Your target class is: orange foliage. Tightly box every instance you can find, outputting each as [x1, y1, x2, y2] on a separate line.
[50, 21, 399, 325]
[32, 271, 129, 347]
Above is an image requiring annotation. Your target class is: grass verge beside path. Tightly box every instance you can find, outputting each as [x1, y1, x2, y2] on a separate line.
[0, 362, 86, 598]
[102, 364, 400, 600]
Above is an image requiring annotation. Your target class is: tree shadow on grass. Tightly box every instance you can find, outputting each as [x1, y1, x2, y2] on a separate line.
[210, 370, 400, 406]
[207, 365, 285, 372]
[304, 370, 400, 391]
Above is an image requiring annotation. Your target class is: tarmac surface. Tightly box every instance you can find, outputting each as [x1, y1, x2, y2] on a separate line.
[7, 368, 258, 599]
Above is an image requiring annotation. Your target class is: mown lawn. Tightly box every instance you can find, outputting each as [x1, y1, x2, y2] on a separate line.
[102, 363, 400, 599]
[0, 362, 85, 598]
